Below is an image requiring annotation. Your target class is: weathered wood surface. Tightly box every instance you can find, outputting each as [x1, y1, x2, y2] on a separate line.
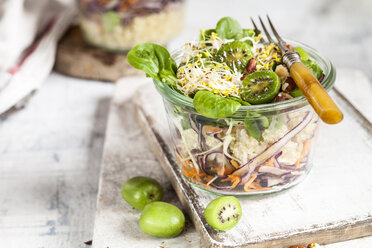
[0, 73, 113, 248]
[134, 81, 372, 247]
[91, 78, 203, 248]
[55, 26, 144, 82]
[92, 70, 372, 248]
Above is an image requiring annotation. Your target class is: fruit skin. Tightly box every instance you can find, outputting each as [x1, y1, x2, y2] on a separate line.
[121, 176, 163, 210]
[241, 70, 281, 104]
[204, 196, 242, 231]
[216, 41, 253, 72]
[139, 202, 185, 238]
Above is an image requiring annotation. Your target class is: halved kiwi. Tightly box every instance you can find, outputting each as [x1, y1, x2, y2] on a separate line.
[241, 70, 281, 104]
[204, 196, 242, 231]
[216, 41, 253, 72]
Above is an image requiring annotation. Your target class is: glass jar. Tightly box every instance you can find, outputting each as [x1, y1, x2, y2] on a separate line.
[77, 0, 184, 52]
[154, 40, 336, 196]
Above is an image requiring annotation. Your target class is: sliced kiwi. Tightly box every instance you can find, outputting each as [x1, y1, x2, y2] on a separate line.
[241, 70, 281, 104]
[216, 41, 253, 72]
[204, 196, 242, 231]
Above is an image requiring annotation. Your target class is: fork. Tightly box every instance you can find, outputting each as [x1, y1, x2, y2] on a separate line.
[251, 16, 343, 124]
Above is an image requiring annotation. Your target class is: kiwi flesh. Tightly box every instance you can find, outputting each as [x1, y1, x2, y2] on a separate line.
[216, 41, 253, 72]
[204, 196, 242, 231]
[241, 70, 281, 104]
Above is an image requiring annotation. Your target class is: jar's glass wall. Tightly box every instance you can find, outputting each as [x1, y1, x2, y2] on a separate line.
[76, 0, 184, 52]
[154, 40, 334, 196]
[162, 97, 319, 196]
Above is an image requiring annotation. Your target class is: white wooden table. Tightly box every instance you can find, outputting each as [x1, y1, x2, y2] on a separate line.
[0, 0, 372, 247]
[0, 73, 113, 247]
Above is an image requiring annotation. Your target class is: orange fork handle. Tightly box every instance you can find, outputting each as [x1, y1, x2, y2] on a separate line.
[290, 62, 343, 124]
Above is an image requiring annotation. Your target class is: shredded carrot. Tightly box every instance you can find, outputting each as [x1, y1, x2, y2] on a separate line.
[295, 138, 313, 167]
[249, 181, 272, 191]
[243, 173, 258, 192]
[202, 175, 215, 181]
[263, 156, 275, 167]
[230, 160, 240, 169]
[183, 167, 202, 180]
[178, 157, 214, 189]
[215, 166, 226, 177]
[203, 125, 223, 133]
[220, 175, 241, 189]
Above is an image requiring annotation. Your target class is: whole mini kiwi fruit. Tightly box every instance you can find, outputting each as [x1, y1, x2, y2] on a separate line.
[216, 41, 253, 72]
[204, 196, 242, 231]
[121, 176, 163, 210]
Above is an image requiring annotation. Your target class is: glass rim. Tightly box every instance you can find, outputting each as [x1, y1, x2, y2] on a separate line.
[154, 39, 336, 113]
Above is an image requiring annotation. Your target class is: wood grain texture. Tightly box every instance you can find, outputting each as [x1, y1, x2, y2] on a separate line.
[91, 78, 203, 248]
[92, 70, 372, 248]
[0, 73, 113, 248]
[55, 26, 143, 82]
[133, 74, 372, 247]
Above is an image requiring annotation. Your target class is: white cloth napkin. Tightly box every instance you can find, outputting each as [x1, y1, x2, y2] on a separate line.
[0, 0, 76, 115]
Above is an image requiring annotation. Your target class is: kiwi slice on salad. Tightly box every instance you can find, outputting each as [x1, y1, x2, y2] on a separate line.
[204, 196, 242, 231]
[241, 70, 281, 104]
[216, 41, 253, 72]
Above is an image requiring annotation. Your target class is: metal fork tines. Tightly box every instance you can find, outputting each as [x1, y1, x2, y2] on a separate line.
[252, 15, 302, 67]
[251, 15, 288, 52]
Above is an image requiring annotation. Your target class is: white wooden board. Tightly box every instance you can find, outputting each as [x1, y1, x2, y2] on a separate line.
[92, 70, 372, 248]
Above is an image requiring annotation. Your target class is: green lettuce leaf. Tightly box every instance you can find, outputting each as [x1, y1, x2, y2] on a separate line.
[193, 91, 241, 119]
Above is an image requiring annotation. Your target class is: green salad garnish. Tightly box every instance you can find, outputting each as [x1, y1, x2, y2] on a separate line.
[127, 17, 324, 141]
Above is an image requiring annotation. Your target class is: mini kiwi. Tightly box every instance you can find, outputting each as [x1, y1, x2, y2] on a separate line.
[241, 70, 281, 104]
[204, 196, 242, 231]
[216, 41, 253, 72]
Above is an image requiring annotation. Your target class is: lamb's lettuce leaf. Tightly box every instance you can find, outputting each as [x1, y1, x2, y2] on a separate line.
[302, 59, 323, 79]
[216, 17, 242, 39]
[193, 91, 241, 119]
[127, 43, 177, 86]
[244, 112, 270, 141]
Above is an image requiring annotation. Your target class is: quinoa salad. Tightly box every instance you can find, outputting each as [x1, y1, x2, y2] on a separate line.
[128, 17, 325, 194]
[78, 0, 184, 51]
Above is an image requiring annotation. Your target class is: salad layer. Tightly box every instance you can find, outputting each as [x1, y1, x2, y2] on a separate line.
[170, 108, 318, 193]
[78, 0, 183, 51]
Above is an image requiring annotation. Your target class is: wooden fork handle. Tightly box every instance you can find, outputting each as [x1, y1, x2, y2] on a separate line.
[290, 62, 343, 124]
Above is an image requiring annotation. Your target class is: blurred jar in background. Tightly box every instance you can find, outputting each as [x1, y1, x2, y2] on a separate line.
[77, 0, 184, 52]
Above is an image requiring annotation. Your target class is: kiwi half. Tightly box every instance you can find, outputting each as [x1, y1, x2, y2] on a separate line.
[216, 41, 253, 72]
[241, 70, 281, 104]
[204, 196, 242, 231]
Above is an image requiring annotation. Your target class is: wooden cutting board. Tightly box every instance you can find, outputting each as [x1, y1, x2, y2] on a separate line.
[92, 70, 372, 248]
[54, 26, 144, 82]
